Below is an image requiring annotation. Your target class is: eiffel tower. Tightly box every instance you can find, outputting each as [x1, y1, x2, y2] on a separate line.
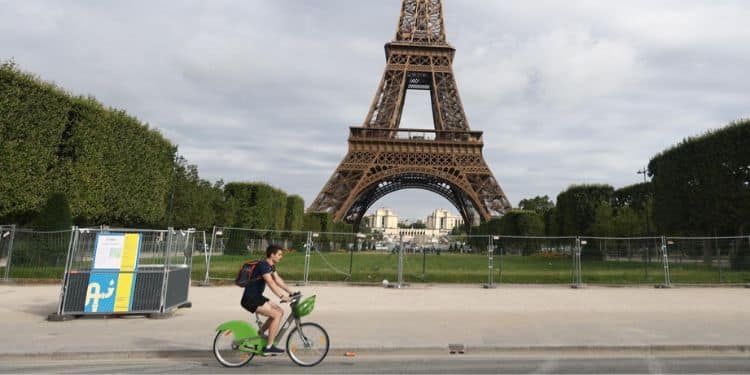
[308, 0, 512, 229]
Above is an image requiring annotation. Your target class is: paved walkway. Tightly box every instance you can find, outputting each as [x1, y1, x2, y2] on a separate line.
[1, 283, 749, 358]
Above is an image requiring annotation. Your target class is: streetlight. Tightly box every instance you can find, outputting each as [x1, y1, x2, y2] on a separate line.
[637, 166, 652, 278]
[637, 167, 651, 236]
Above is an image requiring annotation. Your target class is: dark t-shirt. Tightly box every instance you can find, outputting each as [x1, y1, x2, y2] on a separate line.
[242, 260, 275, 298]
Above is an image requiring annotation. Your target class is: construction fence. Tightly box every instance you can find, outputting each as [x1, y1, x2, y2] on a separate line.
[2, 224, 749, 287]
[201, 227, 750, 287]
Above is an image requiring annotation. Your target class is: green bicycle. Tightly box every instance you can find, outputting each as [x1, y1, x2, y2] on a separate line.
[212, 292, 330, 367]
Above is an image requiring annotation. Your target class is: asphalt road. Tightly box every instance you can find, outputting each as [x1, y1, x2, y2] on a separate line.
[2, 353, 749, 374]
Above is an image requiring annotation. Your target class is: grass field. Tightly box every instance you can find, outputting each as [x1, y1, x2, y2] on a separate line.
[3, 251, 749, 284]
[190, 251, 750, 285]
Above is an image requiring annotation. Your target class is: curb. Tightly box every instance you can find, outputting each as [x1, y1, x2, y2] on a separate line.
[1, 345, 749, 361]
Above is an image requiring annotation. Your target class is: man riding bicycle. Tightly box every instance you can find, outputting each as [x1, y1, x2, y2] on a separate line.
[240, 244, 295, 355]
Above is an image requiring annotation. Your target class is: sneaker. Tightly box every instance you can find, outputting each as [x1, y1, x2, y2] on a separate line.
[263, 345, 285, 356]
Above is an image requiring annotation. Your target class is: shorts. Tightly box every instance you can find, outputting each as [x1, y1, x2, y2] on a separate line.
[241, 294, 269, 313]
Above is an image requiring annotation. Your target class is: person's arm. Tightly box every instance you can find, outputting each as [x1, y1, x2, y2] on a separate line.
[272, 272, 294, 295]
[262, 273, 289, 302]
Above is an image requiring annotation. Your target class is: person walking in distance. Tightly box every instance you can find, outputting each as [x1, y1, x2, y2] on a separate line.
[240, 244, 295, 355]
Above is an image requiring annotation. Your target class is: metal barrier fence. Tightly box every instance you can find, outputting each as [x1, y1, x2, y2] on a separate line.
[2, 224, 748, 288]
[1, 225, 16, 282]
[202, 230, 750, 287]
[665, 236, 750, 284]
[1, 227, 71, 282]
[55, 227, 197, 318]
[579, 237, 667, 286]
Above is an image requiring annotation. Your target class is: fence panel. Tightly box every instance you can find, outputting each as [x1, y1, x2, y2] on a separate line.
[5, 228, 71, 281]
[206, 227, 310, 284]
[666, 236, 750, 284]
[495, 236, 577, 284]
[308, 231, 363, 282]
[1, 225, 16, 281]
[580, 237, 664, 285]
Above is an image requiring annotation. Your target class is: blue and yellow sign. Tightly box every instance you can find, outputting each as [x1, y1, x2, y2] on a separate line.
[85, 233, 141, 313]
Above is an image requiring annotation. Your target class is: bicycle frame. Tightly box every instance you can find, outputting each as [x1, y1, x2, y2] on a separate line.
[216, 295, 306, 354]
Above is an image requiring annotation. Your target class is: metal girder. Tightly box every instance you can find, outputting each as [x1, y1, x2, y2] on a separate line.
[308, 0, 512, 229]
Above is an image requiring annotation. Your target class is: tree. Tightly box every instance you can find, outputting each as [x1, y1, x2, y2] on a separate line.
[612, 207, 645, 237]
[169, 156, 224, 230]
[649, 119, 750, 236]
[1, 62, 176, 227]
[284, 195, 305, 231]
[518, 195, 554, 216]
[590, 203, 614, 237]
[555, 185, 614, 236]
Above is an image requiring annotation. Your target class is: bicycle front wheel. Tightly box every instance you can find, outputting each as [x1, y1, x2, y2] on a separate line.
[286, 322, 330, 367]
[213, 329, 254, 367]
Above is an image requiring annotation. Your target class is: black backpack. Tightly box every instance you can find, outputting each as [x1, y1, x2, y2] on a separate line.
[234, 260, 263, 287]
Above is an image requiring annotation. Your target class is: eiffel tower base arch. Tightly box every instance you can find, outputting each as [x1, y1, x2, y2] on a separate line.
[308, 129, 512, 231]
[344, 169, 482, 230]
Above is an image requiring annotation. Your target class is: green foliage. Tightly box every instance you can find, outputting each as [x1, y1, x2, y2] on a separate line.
[20, 192, 73, 266]
[612, 207, 645, 237]
[590, 203, 614, 237]
[518, 195, 554, 216]
[518, 195, 556, 235]
[474, 211, 543, 254]
[224, 182, 287, 231]
[32, 192, 72, 231]
[303, 212, 332, 233]
[284, 195, 305, 231]
[614, 182, 652, 211]
[581, 242, 604, 261]
[332, 221, 353, 233]
[555, 184, 614, 236]
[1, 61, 72, 223]
[495, 211, 544, 236]
[399, 221, 426, 229]
[169, 156, 225, 230]
[730, 238, 750, 271]
[649, 119, 750, 236]
[1, 61, 175, 227]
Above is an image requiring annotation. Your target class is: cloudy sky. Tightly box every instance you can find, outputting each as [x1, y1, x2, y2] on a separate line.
[2, 0, 749, 220]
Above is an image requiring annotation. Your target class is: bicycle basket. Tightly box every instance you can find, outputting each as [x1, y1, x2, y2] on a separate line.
[293, 295, 316, 317]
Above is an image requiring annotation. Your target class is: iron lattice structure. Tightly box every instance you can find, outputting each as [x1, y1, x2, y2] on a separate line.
[308, 0, 512, 228]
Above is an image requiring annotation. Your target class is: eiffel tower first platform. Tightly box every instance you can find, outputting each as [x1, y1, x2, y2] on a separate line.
[308, 0, 512, 229]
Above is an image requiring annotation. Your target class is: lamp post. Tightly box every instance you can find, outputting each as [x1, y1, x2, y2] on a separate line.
[637, 166, 651, 278]
[637, 167, 651, 235]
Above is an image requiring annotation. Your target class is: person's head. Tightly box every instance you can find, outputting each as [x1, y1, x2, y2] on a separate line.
[266, 244, 284, 263]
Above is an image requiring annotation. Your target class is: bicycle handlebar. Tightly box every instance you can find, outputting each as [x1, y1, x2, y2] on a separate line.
[280, 291, 302, 304]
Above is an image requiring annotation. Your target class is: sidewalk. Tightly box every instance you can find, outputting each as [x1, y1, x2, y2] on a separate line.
[1, 283, 749, 358]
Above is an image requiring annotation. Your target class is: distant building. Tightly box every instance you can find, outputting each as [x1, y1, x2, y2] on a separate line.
[364, 207, 463, 246]
[426, 208, 463, 231]
[364, 207, 399, 229]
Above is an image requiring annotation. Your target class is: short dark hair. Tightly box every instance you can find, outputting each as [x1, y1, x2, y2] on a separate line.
[266, 244, 284, 258]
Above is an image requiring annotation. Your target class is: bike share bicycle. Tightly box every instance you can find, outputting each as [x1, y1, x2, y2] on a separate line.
[213, 292, 330, 367]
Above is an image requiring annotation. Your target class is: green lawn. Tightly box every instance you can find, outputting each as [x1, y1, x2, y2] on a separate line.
[3, 251, 748, 284]
[191, 251, 750, 285]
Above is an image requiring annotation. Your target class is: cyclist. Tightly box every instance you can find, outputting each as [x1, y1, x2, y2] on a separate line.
[240, 244, 295, 355]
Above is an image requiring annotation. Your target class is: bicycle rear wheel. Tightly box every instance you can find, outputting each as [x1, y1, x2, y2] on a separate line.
[286, 322, 330, 367]
[213, 329, 254, 367]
